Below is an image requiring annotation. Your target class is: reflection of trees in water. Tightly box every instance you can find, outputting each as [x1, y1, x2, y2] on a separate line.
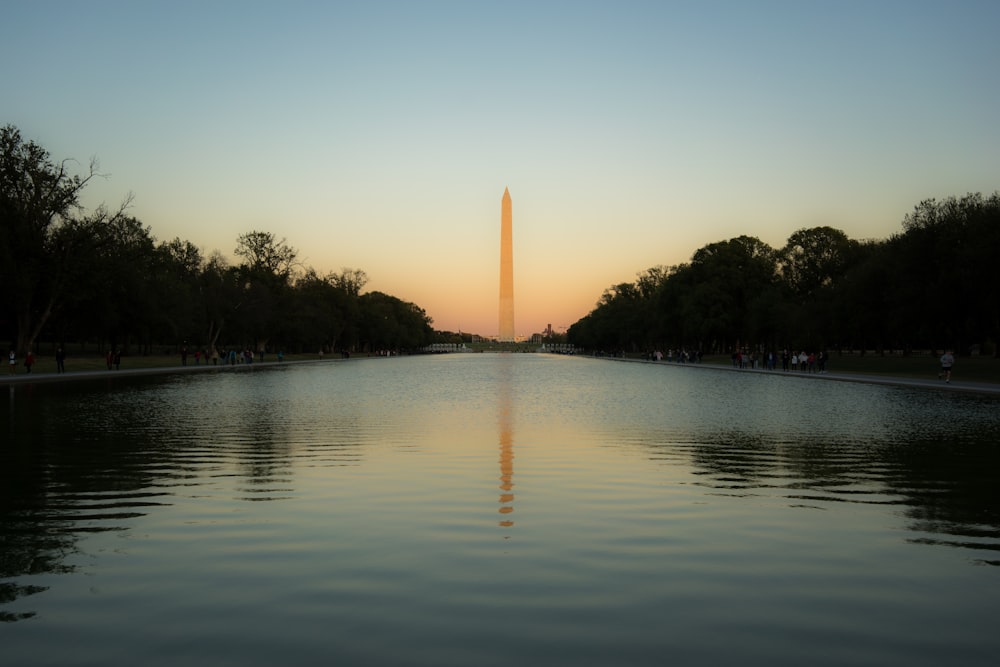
[184, 372, 373, 501]
[0, 508, 80, 621]
[1, 384, 175, 621]
[0, 583, 48, 622]
[197, 388, 371, 501]
[688, 431, 887, 493]
[883, 435, 1000, 565]
[213, 408, 295, 502]
[1, 370, 372, 620]
[681, 425, 1000, 563]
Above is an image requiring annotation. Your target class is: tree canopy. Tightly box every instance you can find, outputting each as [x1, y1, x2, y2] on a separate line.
[4, 125, 995, 359]
[0, 125, 433, 356]
[568, 194, 1000, 358]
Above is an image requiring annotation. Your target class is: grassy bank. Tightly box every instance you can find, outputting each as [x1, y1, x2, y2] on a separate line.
[699, 352, 1000, 384]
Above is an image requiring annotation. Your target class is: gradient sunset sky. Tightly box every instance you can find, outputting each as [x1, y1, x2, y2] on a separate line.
[5, 1, 998, 337]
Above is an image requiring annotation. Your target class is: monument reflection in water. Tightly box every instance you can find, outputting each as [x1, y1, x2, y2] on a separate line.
[2, 354, 1000, 667]
[497, 357, 515, 529]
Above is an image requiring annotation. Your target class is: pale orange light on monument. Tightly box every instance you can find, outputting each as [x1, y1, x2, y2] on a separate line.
[498, 187, 515, 342]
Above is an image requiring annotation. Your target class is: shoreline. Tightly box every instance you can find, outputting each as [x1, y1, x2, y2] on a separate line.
[0, 357, 343, 386]
[3, 353, 999, 396]
[601, 356, 1000, 396]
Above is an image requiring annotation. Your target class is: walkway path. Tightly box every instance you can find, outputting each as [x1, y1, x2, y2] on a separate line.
[606, 357, 1000, 395]
[0, 358, 337, 386]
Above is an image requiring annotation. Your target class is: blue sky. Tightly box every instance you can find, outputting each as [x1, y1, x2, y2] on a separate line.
[4, 1, 998, 336]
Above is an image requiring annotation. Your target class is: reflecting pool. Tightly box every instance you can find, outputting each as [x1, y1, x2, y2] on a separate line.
[2, 354, 1000, 666]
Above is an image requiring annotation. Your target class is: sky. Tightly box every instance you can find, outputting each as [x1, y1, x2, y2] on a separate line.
[4, 1, 998, 338]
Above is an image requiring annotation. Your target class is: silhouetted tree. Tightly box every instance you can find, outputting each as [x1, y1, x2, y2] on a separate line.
[233, 230, 299, 351]
[0, 124, 117, 353]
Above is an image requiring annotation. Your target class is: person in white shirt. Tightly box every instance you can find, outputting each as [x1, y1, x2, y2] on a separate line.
[939, 350, 955, 383]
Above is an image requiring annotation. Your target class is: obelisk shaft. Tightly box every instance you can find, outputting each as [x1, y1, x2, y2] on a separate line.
[499, 187, 515, 342]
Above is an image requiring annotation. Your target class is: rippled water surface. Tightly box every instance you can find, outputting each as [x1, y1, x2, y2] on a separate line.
[3, 354, 1000, 666]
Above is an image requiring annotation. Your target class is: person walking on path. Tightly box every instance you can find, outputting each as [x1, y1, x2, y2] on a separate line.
[56, 347, 66, 373]
[940, 350, 955, 383]
[24, 350, 34, 373]
[8, 349, 15, 375]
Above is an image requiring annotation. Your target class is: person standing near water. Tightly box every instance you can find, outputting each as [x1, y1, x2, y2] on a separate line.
[56, 346, 66, 373]
[940, 350, 955, 383]
[8, 348, 15, 375]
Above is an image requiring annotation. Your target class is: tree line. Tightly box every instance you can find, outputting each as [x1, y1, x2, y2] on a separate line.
[1, 124, 434, 357]
[567, 192, 1000, 358]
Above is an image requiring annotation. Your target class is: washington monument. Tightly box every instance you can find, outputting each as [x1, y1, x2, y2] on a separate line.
[499, 187, 515, 342]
